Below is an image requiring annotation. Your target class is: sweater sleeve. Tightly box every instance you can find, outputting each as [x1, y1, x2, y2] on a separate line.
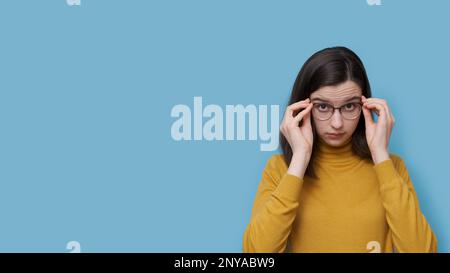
[243, 155, 304, 253]
[373, 156, 438, 253]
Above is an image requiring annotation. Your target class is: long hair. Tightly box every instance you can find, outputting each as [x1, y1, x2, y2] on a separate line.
[280, 46, 373, 178]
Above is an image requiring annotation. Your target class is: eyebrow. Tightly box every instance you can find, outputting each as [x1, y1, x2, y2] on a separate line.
[310, 95, 361, 103]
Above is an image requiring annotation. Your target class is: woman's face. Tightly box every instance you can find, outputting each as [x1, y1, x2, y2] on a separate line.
[309, 80, 363, 147]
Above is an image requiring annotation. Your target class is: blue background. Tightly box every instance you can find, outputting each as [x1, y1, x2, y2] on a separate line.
[0, 0, 448, 252]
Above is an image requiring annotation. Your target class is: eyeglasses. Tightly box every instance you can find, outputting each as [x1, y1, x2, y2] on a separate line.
[312, 101, 362, 121]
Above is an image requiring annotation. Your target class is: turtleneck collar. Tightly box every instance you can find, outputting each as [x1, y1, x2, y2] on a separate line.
[315, 136, 360, 166]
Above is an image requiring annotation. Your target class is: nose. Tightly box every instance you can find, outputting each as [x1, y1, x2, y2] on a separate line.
[330, 109, 343, 130]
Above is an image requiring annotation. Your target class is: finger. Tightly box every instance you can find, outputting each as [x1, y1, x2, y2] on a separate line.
[374, 99, 392, 122]
[285, 99, 310, 117]
[293, 103, 313, 125]
[379, 101, 395, 135]
[303, 103, 313, 126]
[366, 99, 394, 126]
[382, 101, 394, 124]
[364, 98, 392, 121]
[364, 102, 387, 124]
[364, 98, 395, 138]
[362, 102, 374, 126]
[363, 102, 379, 116]
[288, 99, 311, 111]
[367, 100, 395, 141]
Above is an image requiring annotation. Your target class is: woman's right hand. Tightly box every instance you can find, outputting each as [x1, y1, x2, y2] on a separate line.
[280, 98, 314, 178]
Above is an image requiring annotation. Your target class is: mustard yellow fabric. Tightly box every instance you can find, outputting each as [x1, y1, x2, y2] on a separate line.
[243, 137, 437, 253]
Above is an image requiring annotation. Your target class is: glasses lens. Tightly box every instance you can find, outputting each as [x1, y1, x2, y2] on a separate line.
[313, 104, 333, 120]
[341, 103, 362, 119]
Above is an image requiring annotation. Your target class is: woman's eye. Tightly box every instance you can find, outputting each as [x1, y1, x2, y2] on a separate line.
[344, 103, 355, 110]
[318, 104, 330, 111]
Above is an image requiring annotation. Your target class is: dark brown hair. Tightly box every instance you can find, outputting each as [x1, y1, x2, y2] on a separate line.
[280, 46, 373, 178]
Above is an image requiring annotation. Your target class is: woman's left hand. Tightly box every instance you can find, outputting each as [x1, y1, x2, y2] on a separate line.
[361, 96, 395, 164]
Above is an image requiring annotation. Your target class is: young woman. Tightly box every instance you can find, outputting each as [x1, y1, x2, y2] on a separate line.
[243, 47, 437, 253]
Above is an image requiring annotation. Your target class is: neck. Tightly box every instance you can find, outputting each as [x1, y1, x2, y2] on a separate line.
[315, 136, 356, 163]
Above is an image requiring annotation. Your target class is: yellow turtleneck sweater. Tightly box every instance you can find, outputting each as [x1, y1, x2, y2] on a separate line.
[243, 137, 437, 253]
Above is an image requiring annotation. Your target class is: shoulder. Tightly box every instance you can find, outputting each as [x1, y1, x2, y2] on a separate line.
[263, 154, 288, 178]
[266, 154, 288, 169]
[388, 153, 409, 176]
[389, 153, 405, 167]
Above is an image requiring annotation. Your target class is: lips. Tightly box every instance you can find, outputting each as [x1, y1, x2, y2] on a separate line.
[326, 133, 345, 138]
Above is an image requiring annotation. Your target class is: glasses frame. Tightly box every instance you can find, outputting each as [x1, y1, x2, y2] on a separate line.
[311, 101, 363, 121]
